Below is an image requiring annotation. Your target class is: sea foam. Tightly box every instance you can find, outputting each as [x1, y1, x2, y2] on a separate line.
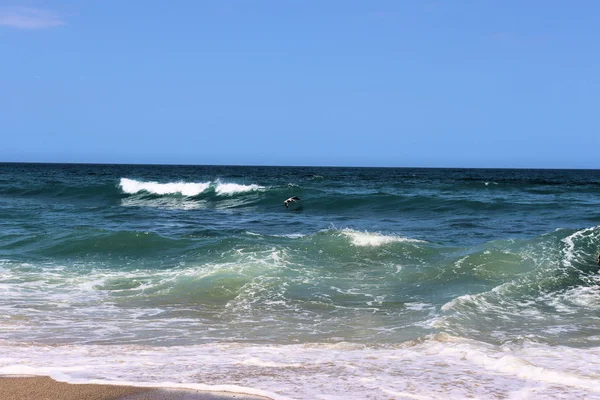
[119, 178, 210, 196]
[2, 336, 600, 400]
[340, 228, 425, 247]
[119, 178, 265, 197]
[561, 225, 600, 268]
[214, 180, 265, 195]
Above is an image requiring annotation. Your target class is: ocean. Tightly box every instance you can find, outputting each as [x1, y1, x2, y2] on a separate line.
[1, 163, 600, 399]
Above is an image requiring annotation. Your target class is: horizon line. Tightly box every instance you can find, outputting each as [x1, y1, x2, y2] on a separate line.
[0, 160, 598, 171]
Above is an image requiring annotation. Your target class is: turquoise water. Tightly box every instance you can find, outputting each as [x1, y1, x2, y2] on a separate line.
[1, 163, 600, 398]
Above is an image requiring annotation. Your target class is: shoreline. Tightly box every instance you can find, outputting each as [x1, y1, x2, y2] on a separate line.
[0, 376, 273, 400]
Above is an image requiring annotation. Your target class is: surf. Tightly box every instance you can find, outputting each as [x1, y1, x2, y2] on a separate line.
[119, 178, 266, 197]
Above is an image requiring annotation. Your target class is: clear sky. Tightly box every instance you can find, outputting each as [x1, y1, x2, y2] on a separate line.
[1, 1, 598, 168]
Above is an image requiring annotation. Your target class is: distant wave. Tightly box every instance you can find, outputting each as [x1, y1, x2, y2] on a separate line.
[120, 178, 211, 196]
[214, 180, 264, 195]
[119, 178, 265, 197]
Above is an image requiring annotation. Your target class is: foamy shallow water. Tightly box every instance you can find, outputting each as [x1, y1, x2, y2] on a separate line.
[2, 335, 600, 399]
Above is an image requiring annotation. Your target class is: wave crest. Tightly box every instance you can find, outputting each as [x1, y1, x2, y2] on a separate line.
[120, 178, 210, 196]
[119, 178, 265, 197]
[340, 228, 425, 247]
[214, 180, 265, 195]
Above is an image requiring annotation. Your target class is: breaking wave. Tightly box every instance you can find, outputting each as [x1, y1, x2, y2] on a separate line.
[119, 178, 265, 197]
[339, 228, 427, 247]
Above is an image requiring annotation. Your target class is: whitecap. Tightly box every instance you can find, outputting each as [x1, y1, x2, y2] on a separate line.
[214, 180, 265, 195]
[119, 178, 210, 196]
[340, 228, 425, 247]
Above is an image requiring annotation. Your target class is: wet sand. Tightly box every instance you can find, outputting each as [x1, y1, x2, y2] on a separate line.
[0, 376, 272, 400]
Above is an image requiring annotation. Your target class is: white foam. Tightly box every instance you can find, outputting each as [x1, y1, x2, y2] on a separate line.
[1, 336, 600, 399]
[273, 233, 306, 239]
[0, 253, 294, 345]
[119, 178, 265, 197]
[340, 228, 425, 247]
[215, 180, 265, 195]
[441, 294, 474, 312]
[545, 284, 600, 312]
[561, 226, 600, 268]
[0, 363, 286, 399]
[405, 302, 433, 311]
[238, 358, 302, 368]
[119, 178, 210, 196]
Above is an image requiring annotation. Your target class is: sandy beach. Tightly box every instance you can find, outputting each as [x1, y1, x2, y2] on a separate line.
[0, 376, 272, 400]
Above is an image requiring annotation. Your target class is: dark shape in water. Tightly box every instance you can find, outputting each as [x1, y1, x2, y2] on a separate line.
[284, 196, 300, 208]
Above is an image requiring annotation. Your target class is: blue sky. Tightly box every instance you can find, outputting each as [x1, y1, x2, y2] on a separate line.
[1, 1, 598, 168]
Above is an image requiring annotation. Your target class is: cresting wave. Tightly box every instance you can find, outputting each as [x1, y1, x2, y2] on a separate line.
[435, 225, 600, 345]
[119, 178, 265, 196]
[3, 171, 594, 218]
[3, 226, 599, 346]
[0, 226, 429, 261]
[249, 228, 425, 246]
[339, 228, 427, 247]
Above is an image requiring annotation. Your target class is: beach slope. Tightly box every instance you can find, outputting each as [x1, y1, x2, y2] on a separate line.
[0, 376, 272, 400]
